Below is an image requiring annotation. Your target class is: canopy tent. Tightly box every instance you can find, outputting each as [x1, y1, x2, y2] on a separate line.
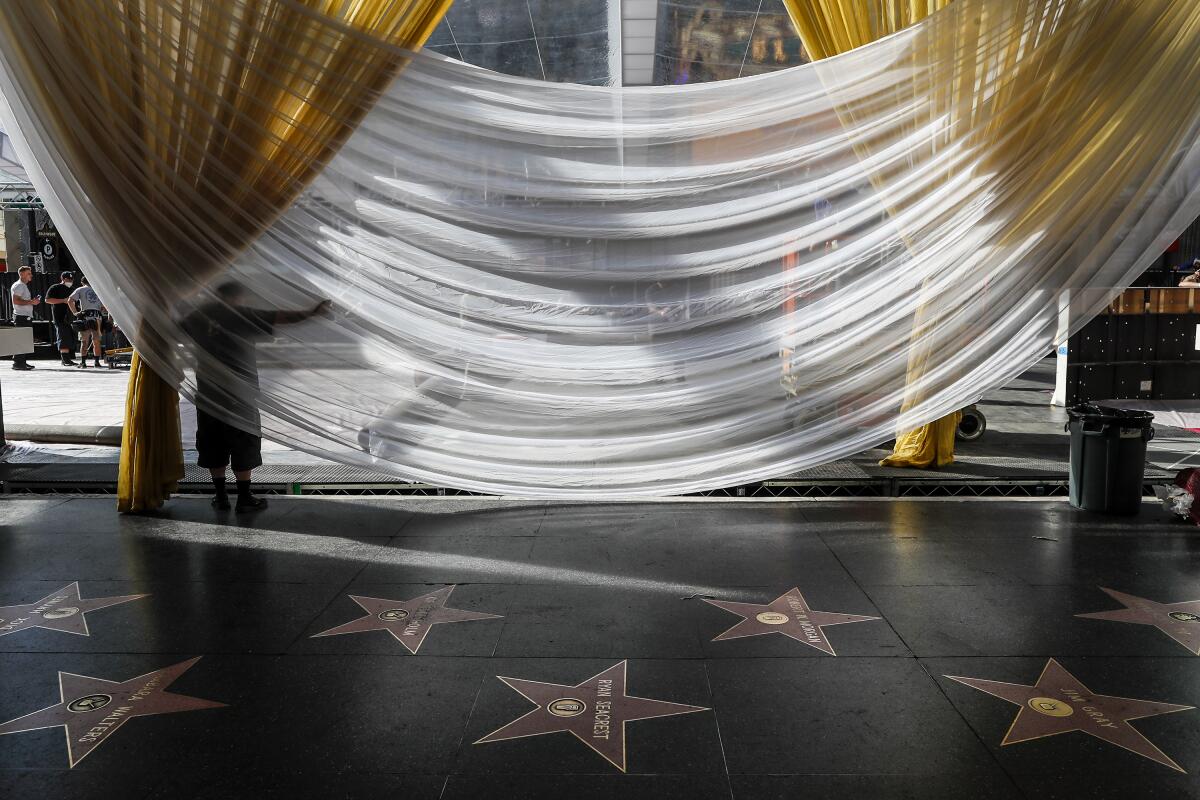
[0, 0, 1198, 498]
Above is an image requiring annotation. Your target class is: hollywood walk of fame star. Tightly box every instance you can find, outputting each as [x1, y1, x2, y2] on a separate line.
[0, 657, 225, 767]
[0, 582, 147, 638]
[702, 587, 880, 655]
[947, 658, 1193, 772]
[311, 585, 501, 654]
[476, 661, 707, 772]
[1077, 587, 1200, 656]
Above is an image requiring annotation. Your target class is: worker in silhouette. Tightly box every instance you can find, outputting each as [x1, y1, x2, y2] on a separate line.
[184, 280, 329, 512]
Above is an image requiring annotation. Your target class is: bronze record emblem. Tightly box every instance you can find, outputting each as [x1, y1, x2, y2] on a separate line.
[66, 694, 112, 714]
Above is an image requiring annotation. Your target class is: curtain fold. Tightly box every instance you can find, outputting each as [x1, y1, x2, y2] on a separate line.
[785, 0, 953, 61]
[783, 0, 964, 469]
[0, 0, 452, 511]
[118, 353, 183, 513]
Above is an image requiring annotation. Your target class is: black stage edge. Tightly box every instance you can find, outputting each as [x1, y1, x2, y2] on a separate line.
[0, 457, 1175, 498]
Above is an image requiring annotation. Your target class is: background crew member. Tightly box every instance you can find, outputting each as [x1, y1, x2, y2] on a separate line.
[8, 265, 39, 371]
[44, 270, 77, 365]
[67, 275, 105, 368]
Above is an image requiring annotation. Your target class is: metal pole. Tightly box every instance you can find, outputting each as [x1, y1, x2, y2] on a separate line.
[0, 369, 7, 450]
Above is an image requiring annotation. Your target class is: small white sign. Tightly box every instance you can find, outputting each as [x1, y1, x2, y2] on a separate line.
[1140, 380, 1153, 392]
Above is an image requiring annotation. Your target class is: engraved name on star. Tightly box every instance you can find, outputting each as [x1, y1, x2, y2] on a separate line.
[702, 587, 880, 655]
[475, 660, 707, 772]
[1077, 587, 1200, 656]
[0, 582, 147, 638]
[947, 658, 1193, 772]
[0, 658, 225, 767]
[311, 585, 501, 654]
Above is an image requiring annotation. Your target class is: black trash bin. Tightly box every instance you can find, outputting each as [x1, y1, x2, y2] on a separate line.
[1066, 404, 1154, 514]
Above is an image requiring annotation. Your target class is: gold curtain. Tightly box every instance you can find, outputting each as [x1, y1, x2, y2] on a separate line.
[785, 1, 953, 61]
[119, 353, 183, 513]
[785, 0, 1200, 470]
[0, 1, 452, 511]
[783, 0, 961, 468]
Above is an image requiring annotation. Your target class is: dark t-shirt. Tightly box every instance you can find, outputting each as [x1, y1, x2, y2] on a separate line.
[183, 303, 279, 425]
[45, 282, 73, 324]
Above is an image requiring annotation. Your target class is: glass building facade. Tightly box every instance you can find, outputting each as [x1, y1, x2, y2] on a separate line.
[653, 0, 808, 84]
[426, 0, 614, 85]
[422, 0, 805, 86]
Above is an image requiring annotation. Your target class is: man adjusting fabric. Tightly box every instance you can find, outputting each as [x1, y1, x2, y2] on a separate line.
[183, 282, 330, 513]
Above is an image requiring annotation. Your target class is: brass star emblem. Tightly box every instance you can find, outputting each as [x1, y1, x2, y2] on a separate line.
[311, 586, 501, 654]
[476, 661, 707, 771]
[1077, 587, 1200, 655]
[947, 658, 1193, 772]
[0, 658, 225, 767]
[0, 582, 146, 638]
[702, 587, 879, 655]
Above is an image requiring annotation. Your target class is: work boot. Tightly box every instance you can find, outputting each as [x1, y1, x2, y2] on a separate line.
[235, 495, 268, 514]
[210, 476, 231, 510]
[235, 479, 268, 513]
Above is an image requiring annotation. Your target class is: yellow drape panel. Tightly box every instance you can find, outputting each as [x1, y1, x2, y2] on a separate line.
[783, 0, 959, 468]
[118, 353, 183, 513]
[785, 1, 953, 61]
[882, 412, 962, 469]
[0, 1, 453, 511]
[791, 0, 1159, 468]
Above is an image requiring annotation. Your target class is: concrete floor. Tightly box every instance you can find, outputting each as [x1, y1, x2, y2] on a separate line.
[0, 495, 1198, 798]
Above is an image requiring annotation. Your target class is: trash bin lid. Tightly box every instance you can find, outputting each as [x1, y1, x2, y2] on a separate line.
[1067, 403, 1154, 425]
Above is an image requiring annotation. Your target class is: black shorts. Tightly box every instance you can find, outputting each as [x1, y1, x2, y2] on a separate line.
[55, 320, 75, 349]
[196, 409, 263, 472]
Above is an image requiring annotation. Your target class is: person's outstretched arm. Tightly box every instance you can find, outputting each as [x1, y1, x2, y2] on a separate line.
[275, 299, 331, 325]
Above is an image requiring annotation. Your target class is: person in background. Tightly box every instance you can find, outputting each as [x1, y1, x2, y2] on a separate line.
[67, 275, 104, 368]
[183, 281, 331, 513]
[1179, 259, 1200, 288]
[44, 270, 77, 365]
[8, 265, 38, 371]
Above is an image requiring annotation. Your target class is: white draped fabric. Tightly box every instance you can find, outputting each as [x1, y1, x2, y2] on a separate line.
[1, 0, 1199, 495]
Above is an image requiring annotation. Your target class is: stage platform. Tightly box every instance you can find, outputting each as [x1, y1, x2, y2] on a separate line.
[0, 449, 1181, 498]
[0, 495, 1197, 799]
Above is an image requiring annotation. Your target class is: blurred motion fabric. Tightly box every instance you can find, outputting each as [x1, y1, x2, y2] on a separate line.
[0, 0, 452, 510]
[0, 0, 1198, 496]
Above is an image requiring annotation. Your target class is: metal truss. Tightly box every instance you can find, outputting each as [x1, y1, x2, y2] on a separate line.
[0, 477, 1162, 500]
